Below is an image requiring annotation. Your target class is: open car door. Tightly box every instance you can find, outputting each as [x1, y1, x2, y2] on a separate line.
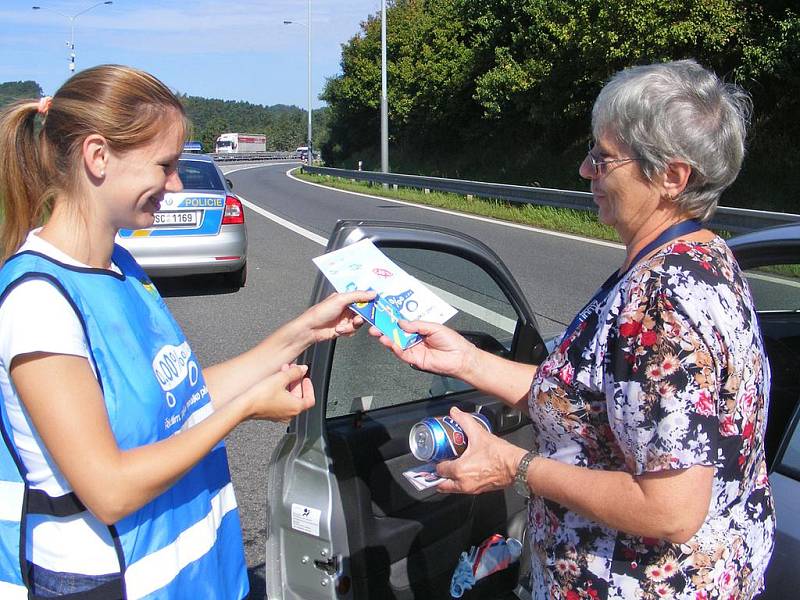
[265, 220, 547, 599]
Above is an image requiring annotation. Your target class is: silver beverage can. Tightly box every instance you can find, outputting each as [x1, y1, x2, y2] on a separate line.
[409, 413, 492, 462]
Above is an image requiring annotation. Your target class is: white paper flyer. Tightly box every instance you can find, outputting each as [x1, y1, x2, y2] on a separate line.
[312, 239, 458, 349]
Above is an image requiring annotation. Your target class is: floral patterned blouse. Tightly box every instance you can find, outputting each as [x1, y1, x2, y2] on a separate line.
[527, 236, 775, 600]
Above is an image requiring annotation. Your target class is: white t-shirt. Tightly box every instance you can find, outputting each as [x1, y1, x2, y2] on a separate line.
[0, 231, 120, 573]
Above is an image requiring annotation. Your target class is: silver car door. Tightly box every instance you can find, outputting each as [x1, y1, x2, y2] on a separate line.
[265, 220, 545, 599]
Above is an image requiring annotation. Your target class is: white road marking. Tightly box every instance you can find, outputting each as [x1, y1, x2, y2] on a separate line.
[238, 193, 328, 246]
[221, 162, 298, 174]
[746, 270, 800, 289]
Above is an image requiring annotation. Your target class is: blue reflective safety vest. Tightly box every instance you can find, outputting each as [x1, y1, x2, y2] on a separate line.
[0, 246, 248, 599]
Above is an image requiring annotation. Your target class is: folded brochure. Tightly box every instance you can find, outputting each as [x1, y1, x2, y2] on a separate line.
[312, 239, 457, 349]
[402, 462, 446, 491]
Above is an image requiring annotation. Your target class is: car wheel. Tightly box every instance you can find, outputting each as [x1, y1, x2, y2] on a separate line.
[224, 262, 247, 290]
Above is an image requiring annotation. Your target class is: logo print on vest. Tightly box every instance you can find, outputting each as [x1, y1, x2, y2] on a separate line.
[152, 342, 192, 391]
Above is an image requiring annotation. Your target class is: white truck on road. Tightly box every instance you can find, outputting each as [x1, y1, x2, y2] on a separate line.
[214, 133, 267, 154]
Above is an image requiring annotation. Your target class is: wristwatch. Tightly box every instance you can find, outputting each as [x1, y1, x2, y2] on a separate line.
[513, 449, 537, 498]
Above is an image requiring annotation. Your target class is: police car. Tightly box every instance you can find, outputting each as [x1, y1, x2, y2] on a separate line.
[117, 153, 248, 289]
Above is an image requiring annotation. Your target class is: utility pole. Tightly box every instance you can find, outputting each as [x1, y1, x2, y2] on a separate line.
[283, 0, 313, 165]
[380, 0, 389, 173]
[306, 0, 312, 165]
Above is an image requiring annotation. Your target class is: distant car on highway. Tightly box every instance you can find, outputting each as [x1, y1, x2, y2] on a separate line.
[117, 153, 248, 289]
[264, 220, 800, 599]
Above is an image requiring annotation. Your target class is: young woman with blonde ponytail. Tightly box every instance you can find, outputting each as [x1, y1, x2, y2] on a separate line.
[0, 65, 373, 599]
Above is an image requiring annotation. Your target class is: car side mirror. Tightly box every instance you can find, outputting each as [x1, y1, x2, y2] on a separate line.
[225, 178, 234, 190]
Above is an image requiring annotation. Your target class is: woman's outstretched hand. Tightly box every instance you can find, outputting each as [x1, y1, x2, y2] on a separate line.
[302, 290, 377, 344]
[369, 320, 476, 379]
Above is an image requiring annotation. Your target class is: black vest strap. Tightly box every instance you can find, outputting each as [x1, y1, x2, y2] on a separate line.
[27, 489, 86, 517]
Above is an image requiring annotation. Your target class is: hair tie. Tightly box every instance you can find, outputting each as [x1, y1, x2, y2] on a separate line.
[37, 96, 52, 116]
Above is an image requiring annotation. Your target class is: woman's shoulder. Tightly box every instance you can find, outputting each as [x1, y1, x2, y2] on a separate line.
[0, 277, 88, 366]
[615, 236, 751, 322]
[629, 236, 740, 290]
[662, 235, 733, 265]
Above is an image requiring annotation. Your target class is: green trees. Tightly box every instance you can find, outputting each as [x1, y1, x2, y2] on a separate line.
[179, 94, 329, 154]
[0, 81, 44, 107]
[321, 0, 800, 211]
[323, 0, 481, 174]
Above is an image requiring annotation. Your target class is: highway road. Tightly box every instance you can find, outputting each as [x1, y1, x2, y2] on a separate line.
[154, 161, 626, 597]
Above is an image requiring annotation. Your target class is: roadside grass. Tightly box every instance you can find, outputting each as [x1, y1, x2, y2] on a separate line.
[293, 170, 800, 280]
[757, 264, 800, 279]
[294, 170, 621, 243]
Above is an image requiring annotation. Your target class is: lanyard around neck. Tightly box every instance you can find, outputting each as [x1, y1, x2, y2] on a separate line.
[561, 219, 702, 343]
[620, 219, 702, 281]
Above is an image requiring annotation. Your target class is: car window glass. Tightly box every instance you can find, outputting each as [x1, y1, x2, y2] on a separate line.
[326, 247, 519, 418]
[744, 264, 800, 311]
[177, 161, 225, 191]
[743, 262, 800, 468]
[777, 415, 800, 475]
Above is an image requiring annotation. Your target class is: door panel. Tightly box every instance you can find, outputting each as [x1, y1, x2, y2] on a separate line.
[318, 221, 544, 599]
[327, 400, 533, 598]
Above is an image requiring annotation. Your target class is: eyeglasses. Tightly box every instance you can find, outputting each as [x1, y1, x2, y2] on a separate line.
[586, 142, 642, 176]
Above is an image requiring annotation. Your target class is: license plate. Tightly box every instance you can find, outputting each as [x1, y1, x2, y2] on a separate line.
[153, 211, 200, 226]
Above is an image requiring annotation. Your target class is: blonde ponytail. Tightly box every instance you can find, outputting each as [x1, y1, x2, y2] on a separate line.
[0, 100, 50, 263]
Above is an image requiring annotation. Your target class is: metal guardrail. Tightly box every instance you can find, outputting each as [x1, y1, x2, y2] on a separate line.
[211, 151, 298, 162]
[303, 166, 800, 233]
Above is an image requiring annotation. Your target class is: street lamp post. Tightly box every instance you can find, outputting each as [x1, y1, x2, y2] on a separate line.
[32, 1, 113, 75]
[380, 0, 388, 173]
[283, 0, 313, 166]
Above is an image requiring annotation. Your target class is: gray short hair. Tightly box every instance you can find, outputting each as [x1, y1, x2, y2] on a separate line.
[592, 59, 752, 221]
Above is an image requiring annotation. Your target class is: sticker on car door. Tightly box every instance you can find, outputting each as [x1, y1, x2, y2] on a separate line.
[291, 503, 322, 537]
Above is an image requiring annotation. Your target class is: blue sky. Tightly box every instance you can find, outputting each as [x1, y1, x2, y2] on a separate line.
[1, 0, 381, 108]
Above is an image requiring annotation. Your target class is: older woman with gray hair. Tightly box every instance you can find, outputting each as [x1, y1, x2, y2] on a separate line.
[372, 59, 775, 599]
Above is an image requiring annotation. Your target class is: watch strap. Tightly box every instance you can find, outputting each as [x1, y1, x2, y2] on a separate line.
[513, 449, 537, 498]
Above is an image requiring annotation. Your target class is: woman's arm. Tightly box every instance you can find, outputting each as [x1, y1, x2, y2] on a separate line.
[460, 348, 538, 411]
[11, 352, 312, 525]
[436, 407, 714, 544]
[371, 320, 537, 410]
[525, 454, 714, 543]
[204, 290, 375, 408]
